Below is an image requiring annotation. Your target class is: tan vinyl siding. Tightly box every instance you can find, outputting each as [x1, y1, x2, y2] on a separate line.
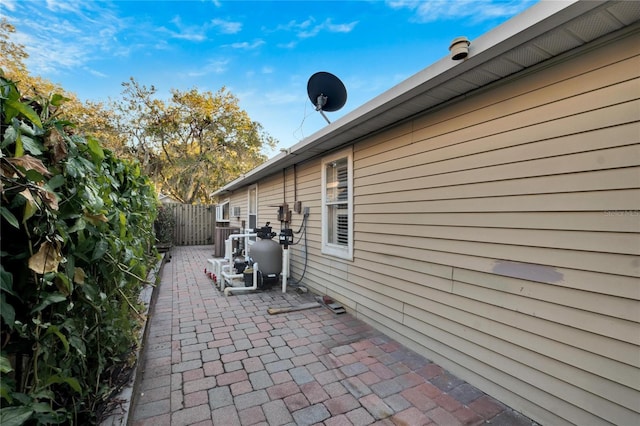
[233, 28, 640, 426]
[226, 192, 247, 230]
[290, 30, 640, 425]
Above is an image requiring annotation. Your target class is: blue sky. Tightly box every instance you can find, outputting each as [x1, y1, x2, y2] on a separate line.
[3, 0, 537, 156]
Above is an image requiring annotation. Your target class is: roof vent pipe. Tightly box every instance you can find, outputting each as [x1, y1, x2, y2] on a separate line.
[449, 36, 470, 60]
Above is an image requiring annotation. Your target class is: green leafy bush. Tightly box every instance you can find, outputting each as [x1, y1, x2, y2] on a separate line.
[0, 72, 158, 423]
[154, 205, 176, 246]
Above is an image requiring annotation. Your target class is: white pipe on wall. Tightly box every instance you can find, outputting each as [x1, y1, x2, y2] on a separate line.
[224, 263, 258, 296]
[225, 233, 257, 263]
[282, 247, 289, 293]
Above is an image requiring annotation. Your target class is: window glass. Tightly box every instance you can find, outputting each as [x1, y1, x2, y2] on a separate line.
[325, 158, 348, 246]
[321, 148, 352, 260]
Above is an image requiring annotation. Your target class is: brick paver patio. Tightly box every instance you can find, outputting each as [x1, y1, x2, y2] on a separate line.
[129, 246, 536, 426]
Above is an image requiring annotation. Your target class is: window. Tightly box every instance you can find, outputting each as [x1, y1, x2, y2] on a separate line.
[216, 199, 230, 222]
[321, 147, 353, 260]
[248, 185, 257, 242]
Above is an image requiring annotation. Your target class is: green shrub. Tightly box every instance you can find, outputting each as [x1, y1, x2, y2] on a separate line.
[0, 72, 158, 424]
[154, 205, 176, 246]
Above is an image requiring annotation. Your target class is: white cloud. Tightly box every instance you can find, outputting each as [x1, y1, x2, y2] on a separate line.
[386, 0, 535, 23]
[5, 1, 132, 75]
[163, 15, 207, 41]
[264, 90, 299, 105]
[45, 0, 83, 13]
[277, 41, 298, 49]
[227, 39, 265, 50]
[325, 20, 359, 34]
[3, 0, 16, 11]
[277, 18, 314, 32]
[298, 18, 358, 38]
[169, 31, 207, 41]
[86, 68, 108, 78]
[187, 59, 230, 77]
[275, 17, 358, 39]
[211, 18, 242, 34]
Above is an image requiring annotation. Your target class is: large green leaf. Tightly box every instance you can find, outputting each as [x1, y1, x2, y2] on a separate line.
[50, 93, 70, 107]
[31, 293, 67, 314]
[1, 126, 17, 148]
[0, 206, 19, 229]
[45, 325, 69, 354]
[0, 294, 15, 329]
[87, 137, 104, 162]
[0, 266, 14, 297]
[0, 354, 13, 374]
[92, 239, 108, 261]
[0, 378, 13, 403]
[44, 375, 81, 394]
[0, 406, 33, 426]
[4, 99, 42, 129]
[45, 174, 65, 191]
[20, 135, 44, 155]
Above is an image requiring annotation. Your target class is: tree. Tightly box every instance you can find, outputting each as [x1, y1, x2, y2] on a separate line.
[1, 21, 276, 203]
[0, 19, 122, 154]
[111, 78, 276, 204]
[0, 18, 28, 78]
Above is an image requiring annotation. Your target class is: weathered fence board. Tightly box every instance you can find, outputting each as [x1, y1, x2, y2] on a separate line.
[165, 204, 216, 246]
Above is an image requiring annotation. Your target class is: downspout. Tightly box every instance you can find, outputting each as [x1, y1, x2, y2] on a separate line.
[293, 164, 297, 202]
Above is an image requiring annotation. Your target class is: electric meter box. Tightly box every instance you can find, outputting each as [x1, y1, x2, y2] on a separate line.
[279, 229, 294, 245]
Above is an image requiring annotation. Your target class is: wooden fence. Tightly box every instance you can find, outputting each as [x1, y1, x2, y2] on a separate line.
[164, 204, 216, 246]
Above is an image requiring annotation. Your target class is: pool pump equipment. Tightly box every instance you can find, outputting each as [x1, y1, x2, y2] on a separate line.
[216, 205, 305, 296]
[246, 223, 282, 289]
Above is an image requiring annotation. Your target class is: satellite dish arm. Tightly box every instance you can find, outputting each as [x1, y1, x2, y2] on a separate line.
[315, 94, 331, 124]
[307, 72, 346, 123]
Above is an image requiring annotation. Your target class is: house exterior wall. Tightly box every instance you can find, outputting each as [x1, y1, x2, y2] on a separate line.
[222, 29, 639, 425]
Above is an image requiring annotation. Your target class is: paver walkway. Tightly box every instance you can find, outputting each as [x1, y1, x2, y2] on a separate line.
[130, 246, 536, 426]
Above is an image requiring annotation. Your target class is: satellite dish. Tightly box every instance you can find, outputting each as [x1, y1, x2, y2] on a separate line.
[307, 71, 347, 124]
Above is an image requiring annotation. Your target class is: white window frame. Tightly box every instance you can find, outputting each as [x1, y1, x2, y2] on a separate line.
[247, 184, 258, 243]
[216, 199, 230, 223]
[321, 147, 353, 260]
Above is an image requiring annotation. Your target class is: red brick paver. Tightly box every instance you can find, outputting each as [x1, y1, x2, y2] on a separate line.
[129, 246, 536, 426]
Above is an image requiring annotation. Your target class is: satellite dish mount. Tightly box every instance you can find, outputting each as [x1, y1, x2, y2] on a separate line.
[307, 72, 347, 124]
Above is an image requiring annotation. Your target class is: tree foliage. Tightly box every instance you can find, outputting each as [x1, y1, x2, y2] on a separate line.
[0, 71, 158, 423]
[110, 78, 276, 203]
[0, 18, 121, 156]
[1, 21, 277, 204]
